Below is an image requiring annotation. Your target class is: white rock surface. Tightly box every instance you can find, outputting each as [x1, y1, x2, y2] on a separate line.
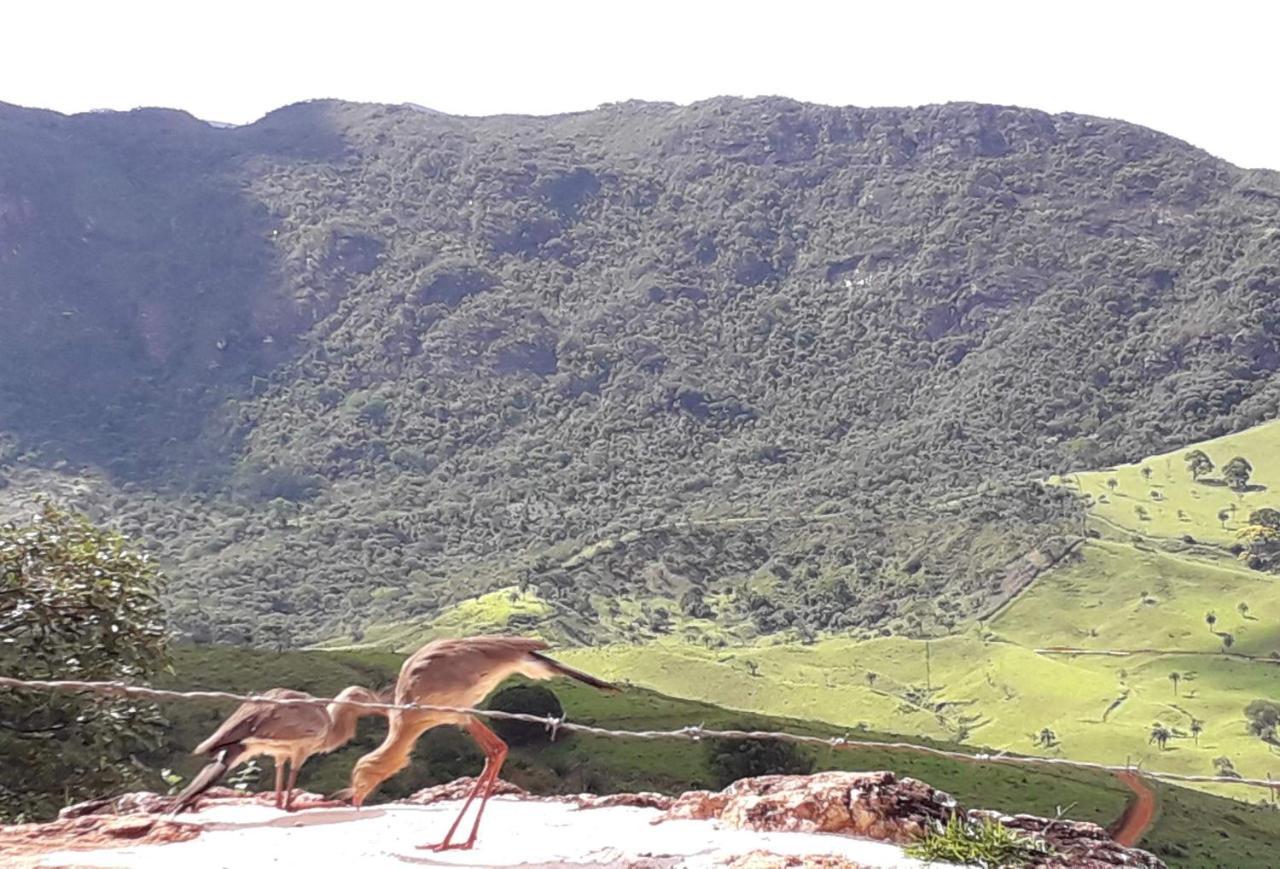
[38, 797, 952, 868]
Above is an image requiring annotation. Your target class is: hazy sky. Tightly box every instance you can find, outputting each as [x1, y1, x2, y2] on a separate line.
[6, 1, 1277, 169]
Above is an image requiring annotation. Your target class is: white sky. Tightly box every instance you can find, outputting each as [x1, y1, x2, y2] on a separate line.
[5, 0, 1277, 169]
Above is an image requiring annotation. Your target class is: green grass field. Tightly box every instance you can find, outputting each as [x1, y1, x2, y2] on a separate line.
[1056, 418, 1280, 548]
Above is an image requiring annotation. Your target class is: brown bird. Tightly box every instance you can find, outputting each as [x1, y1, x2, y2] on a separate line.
[170, 685, 386, 814]
[347, 635, 618, 851]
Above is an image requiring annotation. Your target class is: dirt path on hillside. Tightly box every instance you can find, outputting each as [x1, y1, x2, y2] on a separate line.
[1109, 770, 1157, 847]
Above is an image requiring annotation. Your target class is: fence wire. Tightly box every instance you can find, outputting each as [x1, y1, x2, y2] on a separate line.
[1, 675, 1277, 795]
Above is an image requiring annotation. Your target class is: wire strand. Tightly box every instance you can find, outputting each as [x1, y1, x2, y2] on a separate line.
[2, 675, 1276, 794]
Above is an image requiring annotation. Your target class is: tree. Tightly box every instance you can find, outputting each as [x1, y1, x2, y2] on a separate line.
[1218, 509, 1231, 528]
[1222, 456, 1254, 492]
[1036, 727, 1058, 748]
[487, 684, 564, 746]
[1250, 508, 1280, 529]
[1107, 477, 1119, 493]
[1221, 633, 1235, 651]
[1213, 756, 1241, 778]
[1190, 719, 1203, 746]
[1168, 672, 1181, 696]
[0, 503, 169, 820]
[1238, 601, 1251, 619]
[1205, 611, 1217, 632]
[865, 671, 879, 690]
[1245, 699, 1280, 745]
[1149, 723, 1172, 750]
[1184, 449, 1214, 481]
[705, 731, 813, 788]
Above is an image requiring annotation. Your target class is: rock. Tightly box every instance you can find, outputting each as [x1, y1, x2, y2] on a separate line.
[575, 791, 675, 811]
[661, 771, 955, 844]
[0, 814, 198, 864]
[716, 852, 868, 868]
[972, 810, 1164, 869]
[403, 777, 527, 804]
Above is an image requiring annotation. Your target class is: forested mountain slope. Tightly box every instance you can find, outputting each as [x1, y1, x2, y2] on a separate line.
[2, 97, 1278, 645]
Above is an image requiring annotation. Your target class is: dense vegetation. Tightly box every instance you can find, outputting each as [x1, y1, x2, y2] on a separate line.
[0, 504, 168, 820]
[2, 97, 1279, 646]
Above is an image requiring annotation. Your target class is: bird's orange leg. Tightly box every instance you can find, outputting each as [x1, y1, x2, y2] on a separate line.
[284, 759, 302, 811]
[273, 760, 286, 809]
[420, 718, 509, 851]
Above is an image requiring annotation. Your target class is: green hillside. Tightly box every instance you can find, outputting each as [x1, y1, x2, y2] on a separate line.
[3, 98, 1280, 647]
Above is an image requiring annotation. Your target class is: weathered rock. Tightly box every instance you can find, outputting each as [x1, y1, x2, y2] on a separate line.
[0, 814, 198, 865]
[972, 810, 1164, 869]
[716, 852, 868, 868]
[661, 771, 956, 844]
[402, 776, 527, 804]
[575, 791, 675, 810]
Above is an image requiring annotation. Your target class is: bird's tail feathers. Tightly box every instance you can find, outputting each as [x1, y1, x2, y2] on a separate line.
[525, 651, 620, 693]
[168, 744, 245, 815]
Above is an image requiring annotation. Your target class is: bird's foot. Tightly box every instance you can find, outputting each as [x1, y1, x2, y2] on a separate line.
[416, 839, 476, 852]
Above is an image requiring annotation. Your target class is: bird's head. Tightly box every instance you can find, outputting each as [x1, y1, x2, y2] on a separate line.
[349, 752, 404, 808]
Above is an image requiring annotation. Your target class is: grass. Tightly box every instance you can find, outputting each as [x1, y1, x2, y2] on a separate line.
[905, 815, 1050, 867]
[1055, 418, 1280, 548]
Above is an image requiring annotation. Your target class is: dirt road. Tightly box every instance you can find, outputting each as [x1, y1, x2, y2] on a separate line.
[1110, 770, 1157, 846]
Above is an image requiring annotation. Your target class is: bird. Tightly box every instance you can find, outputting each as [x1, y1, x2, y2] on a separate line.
[346, 635, 618, 851]
[169, 685, 387, 814]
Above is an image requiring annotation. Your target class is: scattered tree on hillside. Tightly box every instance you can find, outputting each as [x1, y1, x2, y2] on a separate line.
[1213, 756, 1241, 778]
[705, 730, 813, 788]
[1149, 723, 1172, 750]
[1221, 633, 1235, 651]
[1107, 478, 1119, 494]
[1141, 466, 1153, 481]
[0, 503, 169, 821]
[1251, 508, 1280, 529]
[743, 659, 760, 677]
[1185, 450, 1214, 481]
[1169, 672, 1182, 696]
[1189, 719, 1204, 746]
[865, 671, 879, 689]
[1177, 509, 1188, 521]
[1245, 700, 1280, 745]
[1206, 611, 1218, 631]
[1223, 457, 1254, 492]
[1237, 509, 1280, 572]
[1218, 509, 1231, 528]
[1036, 727, 1058, 748]
[1238, 601, 1252, 619]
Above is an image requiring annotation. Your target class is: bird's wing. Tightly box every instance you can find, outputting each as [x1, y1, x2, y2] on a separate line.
[193, 688, 328, 754]
[398, 636, 551, 703]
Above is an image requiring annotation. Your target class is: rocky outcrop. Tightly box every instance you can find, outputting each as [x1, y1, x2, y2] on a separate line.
[16, 772, 1165, 868]
[662, 771, 955, 843]
[0, 814, 198, 868]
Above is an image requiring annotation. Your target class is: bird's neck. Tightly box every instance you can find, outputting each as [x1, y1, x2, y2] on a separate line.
[322, 700, 365, 753]
[359, 717, 422, 784]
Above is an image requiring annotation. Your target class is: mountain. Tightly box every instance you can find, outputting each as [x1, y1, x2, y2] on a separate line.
[1, 97, 1279, 646]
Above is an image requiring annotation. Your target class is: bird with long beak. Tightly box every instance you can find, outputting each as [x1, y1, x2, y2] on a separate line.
[170, 685, 388, 814]
[346, 635, 618, 851]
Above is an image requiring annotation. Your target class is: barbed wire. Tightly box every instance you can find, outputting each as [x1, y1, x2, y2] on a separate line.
[2, 675, 1277, 795]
